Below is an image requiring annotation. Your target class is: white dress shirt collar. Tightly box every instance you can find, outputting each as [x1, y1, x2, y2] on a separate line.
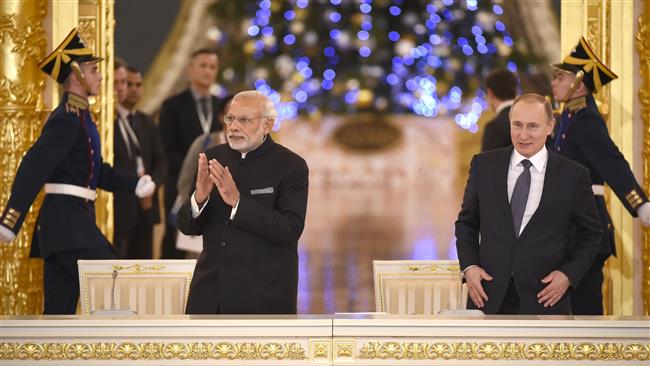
[511, 145, 548, 173]
[495, 99, 514, 115]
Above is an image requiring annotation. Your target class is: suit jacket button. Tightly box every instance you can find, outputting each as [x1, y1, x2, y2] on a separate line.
[220, 241, 226, 247]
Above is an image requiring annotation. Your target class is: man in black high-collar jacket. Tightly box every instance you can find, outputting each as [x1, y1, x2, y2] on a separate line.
[159, 48, 222, 259]
[177, 91, 309, 314]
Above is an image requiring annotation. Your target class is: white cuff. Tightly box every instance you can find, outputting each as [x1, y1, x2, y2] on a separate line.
[462, 265, 478, 276]
[190, 192, 209, 219]
[229, 199, 240, 220]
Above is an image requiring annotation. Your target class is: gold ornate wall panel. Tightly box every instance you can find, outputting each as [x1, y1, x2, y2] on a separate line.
[0, 0, 47, 315]
[638, 0, 650, 316]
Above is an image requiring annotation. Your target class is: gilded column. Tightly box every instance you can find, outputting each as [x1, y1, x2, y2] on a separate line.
[0, 0, 47, 314]
[638, 0, 650, 315]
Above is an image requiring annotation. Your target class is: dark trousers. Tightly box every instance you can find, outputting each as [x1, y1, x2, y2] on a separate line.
[571, 254, 608, 315]
[162, 180, 185, 259]
[115, 211, 153, 259]
[43, 246, 115, 314]
[498, 278, 520, 314]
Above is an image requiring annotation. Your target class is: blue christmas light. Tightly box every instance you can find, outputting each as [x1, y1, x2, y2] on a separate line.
[389, 6, 401, 16]
[495, 21, 506, 32]
[259, 0, 271, 9]
[388, 31, 400, 41]
[442, 0, 453, 6]
[457, 37, 468, 47]
[323, 69, 336, 80]
[344, 90, 359, 104]
[324, 46, 336, 57]
[254, 79, 266, 88]
[247, 25, 260, 37]
[284, 10, 296, 20]
[329, 29, 341, 39]
[283, 34, 296, 45]
[403, 55, 414, 66]
[429, 34, 442, 45]
[330, 0, 341, 5]
[359, 46, 371, 57]
[493, 4, 504, 15]
[426, 4, 437, 14]
[471, 25, 482, 36]
[357, 30, 369, 40]
[261, 26, 273, 36]
[322, 79, 334, 90]
[329, 11, 341, 22]
[296, 0, 309, 9]
[360, 3, 372, 14]
[361, 21, 373, 31]
[477, 44, 488, 54]
[405, 79, 418, 91]
[466, 0, 477, 11]
[295, 90, 308, 103]
[462, 45, 473, 55]
[507, 61, 517, 72]
[475, 35, 486, 44]
[391, 57, 403, 67]
[386, 73, 399, 85]
[427, 55, 442, 68]
[503, 35, 513, 46]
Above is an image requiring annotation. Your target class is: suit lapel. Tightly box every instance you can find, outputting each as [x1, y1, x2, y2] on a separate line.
[497, 147, 517, 239]
[518, 151, 559, 240]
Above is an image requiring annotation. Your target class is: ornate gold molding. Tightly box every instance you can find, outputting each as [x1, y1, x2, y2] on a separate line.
[309, 339, 330, 361]
[0, 341, 306, 361]
[357, 341, 650, 361]
[638, 0, 650, 316]
[0, 0, 48, 315]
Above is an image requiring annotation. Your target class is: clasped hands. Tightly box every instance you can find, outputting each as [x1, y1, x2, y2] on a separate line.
[194, 153, 239, 207]
[464, 266, 570, 309]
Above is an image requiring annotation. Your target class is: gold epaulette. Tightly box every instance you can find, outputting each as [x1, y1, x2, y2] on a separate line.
[625, 189, 645, 209]
[65, 93, 89, 116]
[563, 96, 587, 114]
[2, 208, 21, 229]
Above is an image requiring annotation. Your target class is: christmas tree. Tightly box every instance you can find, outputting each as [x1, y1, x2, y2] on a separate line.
[209, 0, 517, 133]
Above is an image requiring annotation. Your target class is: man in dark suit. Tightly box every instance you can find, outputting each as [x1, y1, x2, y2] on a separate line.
[177, 91, 309, 314]
[159, 48, 222, 259]
[0, 29, 155, 314]
[481, 68, 518, 152]
[114, 66, 167, 259]
[455, 93, 601, 315]
[551, 37, 650, 315]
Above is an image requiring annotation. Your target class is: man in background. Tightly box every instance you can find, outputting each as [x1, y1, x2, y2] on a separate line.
[114, 66, 167, 259]
[159, 48, 222, 258]
[481, 68, 519, 152]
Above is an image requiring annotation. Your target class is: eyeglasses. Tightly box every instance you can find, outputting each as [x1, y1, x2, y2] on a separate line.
[223, 115, 264, 127]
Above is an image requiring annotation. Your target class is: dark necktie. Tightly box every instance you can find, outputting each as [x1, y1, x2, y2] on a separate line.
[126, 113, 141, 159]
[511, 159, 532, 237]
[199, 97, 209, 119]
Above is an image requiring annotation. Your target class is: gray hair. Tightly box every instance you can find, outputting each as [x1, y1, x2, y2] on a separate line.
[510, 93, 554, 123]
[232, 90, 278, 122]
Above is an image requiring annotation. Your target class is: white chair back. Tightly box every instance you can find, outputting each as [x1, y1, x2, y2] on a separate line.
[77, 259, 196, 315]
[373, 260, 468, 314]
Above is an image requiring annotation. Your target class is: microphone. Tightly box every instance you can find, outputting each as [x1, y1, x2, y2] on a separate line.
[110, 269, 118, 310]
[89, 268, 137, 317]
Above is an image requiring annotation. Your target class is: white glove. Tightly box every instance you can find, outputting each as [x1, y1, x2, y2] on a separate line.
[0, 225, 16, 243]
[135, 175, 156, 198]
[637, 202, 650, 227]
